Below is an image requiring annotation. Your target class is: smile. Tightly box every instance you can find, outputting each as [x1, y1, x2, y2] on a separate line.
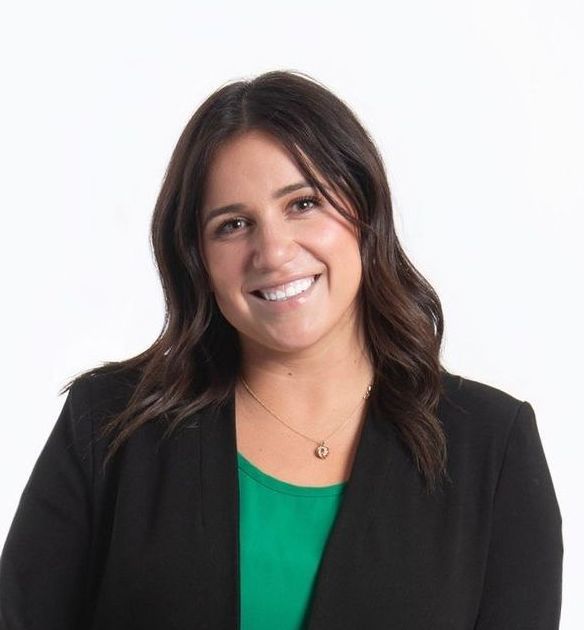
[249, 274, 322, 308]
[254, 275, 319, 301]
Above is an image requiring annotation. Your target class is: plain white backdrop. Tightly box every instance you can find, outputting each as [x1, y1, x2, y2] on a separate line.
[0, 0, 581, 626]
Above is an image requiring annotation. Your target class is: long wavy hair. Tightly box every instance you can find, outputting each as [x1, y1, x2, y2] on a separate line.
[62, 69, 450, 494]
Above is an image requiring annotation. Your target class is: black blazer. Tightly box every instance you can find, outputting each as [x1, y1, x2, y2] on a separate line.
[0, 369, 563, 629]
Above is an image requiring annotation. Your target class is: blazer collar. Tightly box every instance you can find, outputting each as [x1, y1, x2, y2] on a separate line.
[198, 388, 412, 629]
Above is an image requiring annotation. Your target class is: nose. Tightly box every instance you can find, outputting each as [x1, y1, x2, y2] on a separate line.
[250, 217, 299, 271]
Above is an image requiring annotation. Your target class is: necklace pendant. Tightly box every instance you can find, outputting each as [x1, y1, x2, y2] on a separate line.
[315, 441, 330, 459]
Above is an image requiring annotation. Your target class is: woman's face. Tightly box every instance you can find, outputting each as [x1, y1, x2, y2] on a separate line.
[199, 129, 364, 357]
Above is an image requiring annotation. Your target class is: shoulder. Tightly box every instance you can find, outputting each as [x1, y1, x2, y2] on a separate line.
[437, 369, 531, 460]
[439, 369, 524, 416]
[439, 369, 525, 421]
[61, 366, 144, 449]
[69, 366, 142, 416]
[435, 371, 557, 512]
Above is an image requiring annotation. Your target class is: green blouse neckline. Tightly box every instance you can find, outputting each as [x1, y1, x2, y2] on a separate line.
[237, 451, 347, 497]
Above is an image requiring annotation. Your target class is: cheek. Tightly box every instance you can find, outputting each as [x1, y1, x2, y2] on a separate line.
[205, 248, 244, 295]
[315, 223, 363, 292]
[312, 219, 361, 263]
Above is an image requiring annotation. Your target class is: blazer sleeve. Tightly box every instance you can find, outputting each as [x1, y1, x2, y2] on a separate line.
[474, 401, 563, 629]
[0, 380, 94, 629]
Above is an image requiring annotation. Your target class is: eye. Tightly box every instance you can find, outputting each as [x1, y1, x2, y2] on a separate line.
[291, 195, 322, 213]
[214, 217, 249, 236]
[213, 194, 322, 237]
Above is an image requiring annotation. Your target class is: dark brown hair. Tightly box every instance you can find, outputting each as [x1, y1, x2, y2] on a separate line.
[62, 69, 450, 494]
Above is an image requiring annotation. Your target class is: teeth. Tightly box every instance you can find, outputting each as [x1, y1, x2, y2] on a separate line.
[259, 276, 316, 302]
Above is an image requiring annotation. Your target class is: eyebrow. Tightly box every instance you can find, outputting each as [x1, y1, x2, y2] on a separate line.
[201, 181, 316, 227]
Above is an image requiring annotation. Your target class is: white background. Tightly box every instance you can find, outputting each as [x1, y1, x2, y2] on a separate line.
[0, 0, 581, 626]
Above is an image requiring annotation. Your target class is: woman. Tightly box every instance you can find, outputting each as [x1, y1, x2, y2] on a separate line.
[0, 70, 563, 629]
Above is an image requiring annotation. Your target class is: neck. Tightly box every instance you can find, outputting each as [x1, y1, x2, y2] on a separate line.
[236, 329, 375, 436]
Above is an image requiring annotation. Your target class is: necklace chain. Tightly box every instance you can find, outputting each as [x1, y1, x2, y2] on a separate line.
[238, 375, 374, 460]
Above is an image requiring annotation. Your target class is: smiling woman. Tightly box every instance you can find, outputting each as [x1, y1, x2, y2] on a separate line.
[199, 129, 365, 365]
[0, 70, 563, 629]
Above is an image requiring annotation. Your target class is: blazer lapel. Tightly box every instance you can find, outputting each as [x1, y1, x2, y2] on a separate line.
[199, 390, 406, 629]
[198, 394, 241, 628]
[303, 397, 410, 629]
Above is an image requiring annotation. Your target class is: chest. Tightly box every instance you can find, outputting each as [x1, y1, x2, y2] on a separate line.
[87, 388, 497, 629]
[90, 421, 490, 630]
[234, 404, 364, 486]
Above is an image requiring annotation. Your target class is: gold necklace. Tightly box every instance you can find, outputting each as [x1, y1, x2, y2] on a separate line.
[238, 375, 374, 460]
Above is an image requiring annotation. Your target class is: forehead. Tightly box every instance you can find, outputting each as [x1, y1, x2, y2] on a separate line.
[204, 131, 307, 198]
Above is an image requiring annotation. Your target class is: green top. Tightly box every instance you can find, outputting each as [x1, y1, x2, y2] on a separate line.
[237, 451, 347, 630]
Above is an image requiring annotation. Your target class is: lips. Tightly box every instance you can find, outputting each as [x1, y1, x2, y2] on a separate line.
[249, 274, 322, 303]
[250, 274, 320, 297]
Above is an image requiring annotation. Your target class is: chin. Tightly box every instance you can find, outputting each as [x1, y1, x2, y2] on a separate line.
[246, 328, 325, 355]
